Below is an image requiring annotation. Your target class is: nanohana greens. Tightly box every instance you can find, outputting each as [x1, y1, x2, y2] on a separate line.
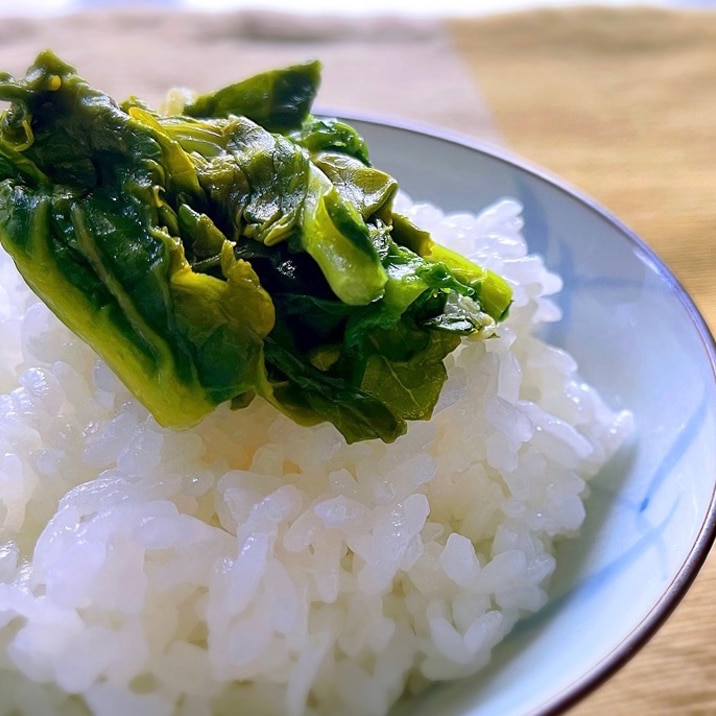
[0, 51, 512, 443]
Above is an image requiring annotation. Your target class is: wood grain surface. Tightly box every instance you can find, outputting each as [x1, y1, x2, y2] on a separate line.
[450, 7, 716, 715]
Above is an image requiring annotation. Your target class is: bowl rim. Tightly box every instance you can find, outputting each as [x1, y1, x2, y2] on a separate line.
[319, 106, 716, 715]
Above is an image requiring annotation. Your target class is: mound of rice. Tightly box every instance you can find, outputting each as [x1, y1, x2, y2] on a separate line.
[0, 196, 631, 716]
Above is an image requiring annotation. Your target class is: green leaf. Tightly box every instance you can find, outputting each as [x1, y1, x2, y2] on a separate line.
[290, 116, 370, 164]
[313, 151, 397, 221]
[360, 327, 460, 421]
[260, 338, 405, 444]
[183, 60, 322, 132]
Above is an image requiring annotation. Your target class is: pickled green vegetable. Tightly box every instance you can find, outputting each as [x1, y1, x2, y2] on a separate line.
[0, 51, 512, 443]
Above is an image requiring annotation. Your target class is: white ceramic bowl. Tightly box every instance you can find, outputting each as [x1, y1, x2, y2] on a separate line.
[335, 114, 716, 716]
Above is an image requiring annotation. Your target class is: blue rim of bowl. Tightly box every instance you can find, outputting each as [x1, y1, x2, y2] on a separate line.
[319, 106, 716, 715]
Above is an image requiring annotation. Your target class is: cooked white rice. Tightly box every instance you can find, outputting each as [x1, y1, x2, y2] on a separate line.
[0, 195, 632, 716]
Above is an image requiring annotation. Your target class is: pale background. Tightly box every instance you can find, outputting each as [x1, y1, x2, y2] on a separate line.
[0, 0, 714, 16]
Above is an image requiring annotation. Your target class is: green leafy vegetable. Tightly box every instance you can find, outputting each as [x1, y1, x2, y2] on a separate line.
[0, 50, 512, 443]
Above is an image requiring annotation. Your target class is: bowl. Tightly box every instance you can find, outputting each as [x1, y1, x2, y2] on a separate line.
[333, 113, 716, 716]
[3, 106, 715, 716]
